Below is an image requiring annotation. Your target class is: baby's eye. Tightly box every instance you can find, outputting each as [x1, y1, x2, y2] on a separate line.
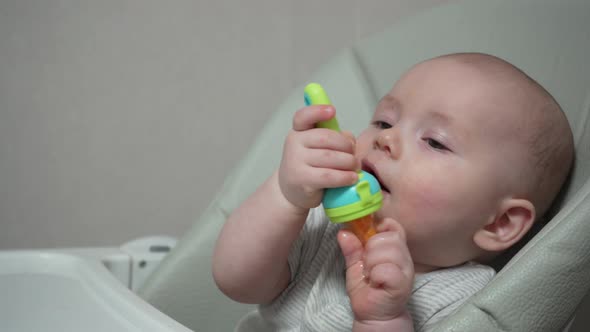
[424, 138, 450, 151]
[372, 120, 392, 130]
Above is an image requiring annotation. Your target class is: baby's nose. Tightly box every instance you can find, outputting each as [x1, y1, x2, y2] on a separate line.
[374, 129, 401, 159]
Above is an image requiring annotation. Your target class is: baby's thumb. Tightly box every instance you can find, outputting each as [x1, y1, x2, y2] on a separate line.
[337, 229, 364, 278]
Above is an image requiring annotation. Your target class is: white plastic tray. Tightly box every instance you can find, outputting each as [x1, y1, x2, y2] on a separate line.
[0, 251, 193, 332]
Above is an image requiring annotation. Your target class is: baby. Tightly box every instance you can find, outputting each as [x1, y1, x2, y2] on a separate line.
[212, 53, 574, 331]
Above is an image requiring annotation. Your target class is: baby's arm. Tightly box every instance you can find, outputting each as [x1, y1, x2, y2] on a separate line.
[338, 218, 415, 332]
[212, 171, 308, 303]
[212, 105, 358, 304]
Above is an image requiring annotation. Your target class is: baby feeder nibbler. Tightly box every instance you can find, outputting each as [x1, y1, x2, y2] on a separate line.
[304, 83, 383, 244]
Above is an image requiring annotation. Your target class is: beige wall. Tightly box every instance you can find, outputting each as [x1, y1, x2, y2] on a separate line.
[0, 0, 447, 249]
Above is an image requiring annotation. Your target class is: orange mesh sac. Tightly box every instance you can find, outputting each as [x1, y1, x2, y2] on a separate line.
[345, 214, 377, 245]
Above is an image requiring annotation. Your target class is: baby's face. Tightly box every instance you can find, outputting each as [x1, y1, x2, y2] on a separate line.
[356, 58, 529, 271]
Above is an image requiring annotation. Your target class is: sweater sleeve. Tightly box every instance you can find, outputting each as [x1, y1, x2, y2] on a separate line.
[287, 207, 330, 282]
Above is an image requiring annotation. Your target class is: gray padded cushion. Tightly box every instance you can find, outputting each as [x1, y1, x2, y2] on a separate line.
[139, 1, 590, 331]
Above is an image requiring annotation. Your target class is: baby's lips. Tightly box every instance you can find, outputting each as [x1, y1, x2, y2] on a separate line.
[361, 159, 389, 193]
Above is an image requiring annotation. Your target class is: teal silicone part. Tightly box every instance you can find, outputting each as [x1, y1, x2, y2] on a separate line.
[304, 93, 311, 107]
[322, 170, 383, 223]
[323, 170, 381, 208]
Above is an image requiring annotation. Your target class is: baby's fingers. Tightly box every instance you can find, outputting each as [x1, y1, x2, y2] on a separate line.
[306, 149, 359, 171]
[341, 130, 357, 148]
[293, 106, 336, 131]
[369, 263, 400, 288]
[301, 129, 356, 154]
[365, 219, 414, 283]
[364, 236, 413, 281]
[306, 168, 358, 189]
[375, 218, 407, 240]
[368, 262, 413, 299]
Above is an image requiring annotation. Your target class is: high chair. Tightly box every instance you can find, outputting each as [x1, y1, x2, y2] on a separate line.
[139, 0, 590, 331]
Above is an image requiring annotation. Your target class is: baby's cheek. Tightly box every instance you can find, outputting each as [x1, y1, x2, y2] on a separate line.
[399, 178, 466, 258]
[398, 177, 472, 242]
[406, 175, 451, 212]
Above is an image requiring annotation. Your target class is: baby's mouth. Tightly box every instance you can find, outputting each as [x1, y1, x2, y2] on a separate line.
[361, 160, 390, 193]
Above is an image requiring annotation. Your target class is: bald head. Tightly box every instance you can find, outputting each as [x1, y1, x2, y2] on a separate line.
[435, 53, 574, 218]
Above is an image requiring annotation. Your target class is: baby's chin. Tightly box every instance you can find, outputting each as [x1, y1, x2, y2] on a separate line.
[412, 262, 443, 274]
[373, 203, 394, 222]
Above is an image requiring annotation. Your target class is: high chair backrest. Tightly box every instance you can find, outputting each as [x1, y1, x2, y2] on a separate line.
[138, 1, 590, 331]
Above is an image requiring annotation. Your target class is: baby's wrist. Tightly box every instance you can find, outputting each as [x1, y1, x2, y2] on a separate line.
[353, 311, 413, 332]
[272, 172, 310, 217]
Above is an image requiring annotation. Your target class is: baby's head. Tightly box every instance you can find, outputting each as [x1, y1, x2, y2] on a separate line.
[355, 53, 574, 272]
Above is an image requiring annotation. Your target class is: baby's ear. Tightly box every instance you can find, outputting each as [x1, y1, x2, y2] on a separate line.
[473, 198, 536, 252]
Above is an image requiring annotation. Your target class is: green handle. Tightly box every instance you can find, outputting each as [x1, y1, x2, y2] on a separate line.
[303, 83, 341, 132]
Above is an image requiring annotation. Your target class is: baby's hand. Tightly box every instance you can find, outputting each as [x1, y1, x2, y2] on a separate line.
[337, 218, 415, 327]
[278, 105, 359, 210]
